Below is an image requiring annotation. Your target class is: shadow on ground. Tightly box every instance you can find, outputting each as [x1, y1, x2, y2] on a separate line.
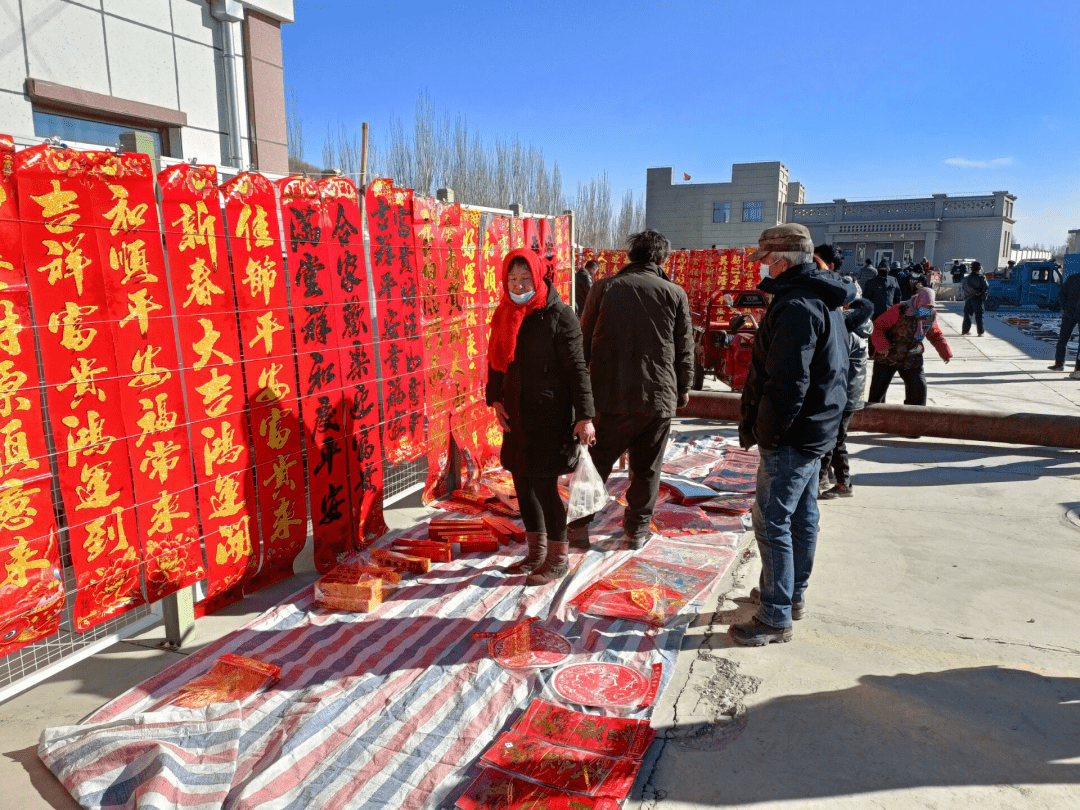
[657, 665, 1080, 804]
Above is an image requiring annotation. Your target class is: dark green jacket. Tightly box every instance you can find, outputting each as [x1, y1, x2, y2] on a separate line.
[579, 261, 694, 417]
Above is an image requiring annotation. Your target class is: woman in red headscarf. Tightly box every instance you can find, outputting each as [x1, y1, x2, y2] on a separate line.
[486, 248, 595, 585]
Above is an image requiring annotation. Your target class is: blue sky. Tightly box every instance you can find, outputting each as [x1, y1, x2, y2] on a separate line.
[284, 0, 1079, 246]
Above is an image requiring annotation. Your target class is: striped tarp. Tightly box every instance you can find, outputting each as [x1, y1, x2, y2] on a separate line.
[40, 446, 746, 809]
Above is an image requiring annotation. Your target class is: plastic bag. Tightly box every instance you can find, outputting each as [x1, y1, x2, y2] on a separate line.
[566, 450, 611, 522]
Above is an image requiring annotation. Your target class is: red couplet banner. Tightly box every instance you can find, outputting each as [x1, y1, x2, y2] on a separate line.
[158, 163, 258, 611]
[86, 152, 206, 604]
[17, 145, 145, 632]
[277, 176, 354, 571]
[553, 216, 572, 304]
[0, 134, 65, 654]
[365, 178, 426, 466]
[220, 172, 307, 589]
[317, 176, 385, 549]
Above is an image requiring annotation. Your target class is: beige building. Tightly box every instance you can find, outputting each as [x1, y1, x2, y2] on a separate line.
[647, 161, 1017, 271]
[646, 162, 806, 250]
[0, 0, 293, 174]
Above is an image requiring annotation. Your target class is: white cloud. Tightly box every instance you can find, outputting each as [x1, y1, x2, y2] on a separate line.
[944, 157, 1014, 169]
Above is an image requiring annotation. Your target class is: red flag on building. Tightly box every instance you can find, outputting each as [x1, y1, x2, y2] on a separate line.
[683, 172, 691, 181]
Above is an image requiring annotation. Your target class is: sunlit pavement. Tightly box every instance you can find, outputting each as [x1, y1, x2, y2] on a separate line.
[642, 302, 1080, 809]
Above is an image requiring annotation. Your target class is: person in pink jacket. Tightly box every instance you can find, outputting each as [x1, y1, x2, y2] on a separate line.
[867, 283, 952, 405]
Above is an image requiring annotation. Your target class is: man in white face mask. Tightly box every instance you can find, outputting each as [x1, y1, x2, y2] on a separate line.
[732, 223, 849, 646]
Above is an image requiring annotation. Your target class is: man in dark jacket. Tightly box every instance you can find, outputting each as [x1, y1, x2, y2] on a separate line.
[732, 223, 848, 646]
[890, 261, 912, 300]
[1049, 271, 1080, 376]
[961, 261, 989, 336]
[574, 261, 596, 317]
[864, 262, 901, 319]
[573, 230, 694, 549]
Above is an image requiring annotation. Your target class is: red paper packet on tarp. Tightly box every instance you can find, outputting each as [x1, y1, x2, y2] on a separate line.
[479, 731, 641, 799]
[168, 654, 280, 708]
[569, 558, 719, 627]
[456, 768, 620, 810]
[515, 699, 656, 758]
[472, 618, 573, 670]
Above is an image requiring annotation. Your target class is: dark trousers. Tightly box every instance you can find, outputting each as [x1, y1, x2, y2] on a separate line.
[962, 297, 984, 335]
[1054, 311, 1079, 369]
[867, 360, 927, 405]
[819, 410, 854, 486]
[512, 474, 566, 542]
[569, 411, 671, 535]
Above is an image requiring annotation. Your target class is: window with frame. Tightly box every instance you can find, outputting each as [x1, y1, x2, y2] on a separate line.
[742, 201, 763, 223]
[712, 202, 730, 223]
[32, 109, 167, 157]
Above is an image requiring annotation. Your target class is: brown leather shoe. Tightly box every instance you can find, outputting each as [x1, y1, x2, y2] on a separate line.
[504, 532, 547, 574]
[525, 541, 569, 585]
[731, 617, 793, 646]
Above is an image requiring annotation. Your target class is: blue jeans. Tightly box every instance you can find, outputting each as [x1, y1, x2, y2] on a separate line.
[752, 445, 821, 628]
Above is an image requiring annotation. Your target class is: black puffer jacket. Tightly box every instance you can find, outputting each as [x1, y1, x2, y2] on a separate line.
[864, 274, 901, 319]
[579, 261, 694, 417]
[485, 283, 594, 477]
[739, 263, 849, 454]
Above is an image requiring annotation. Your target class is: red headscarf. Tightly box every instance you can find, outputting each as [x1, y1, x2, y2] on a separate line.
[487, 248, 549, 373]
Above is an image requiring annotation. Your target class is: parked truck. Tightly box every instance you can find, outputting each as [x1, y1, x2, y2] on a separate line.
[985, 259, 1064, 310]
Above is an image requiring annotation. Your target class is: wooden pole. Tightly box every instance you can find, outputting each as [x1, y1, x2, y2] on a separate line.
[360, 122, 369, 190]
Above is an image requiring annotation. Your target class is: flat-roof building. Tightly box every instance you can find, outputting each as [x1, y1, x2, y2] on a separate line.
[646, 162, 1017, 271]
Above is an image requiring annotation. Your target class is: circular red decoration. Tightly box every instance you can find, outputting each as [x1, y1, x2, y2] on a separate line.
[551, 662, 650, 707]
[490, 626, 572, 669]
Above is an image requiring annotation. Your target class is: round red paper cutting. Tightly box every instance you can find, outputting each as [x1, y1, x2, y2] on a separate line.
[490, 625, 572, 669]
[551, 662, 650, 707]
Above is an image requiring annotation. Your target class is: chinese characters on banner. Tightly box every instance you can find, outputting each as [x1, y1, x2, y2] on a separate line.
[86, 152, 205, 604]
[159, 163, 257, 610]
[277, 177, 353, 571]
[0, 134, 64, 653]
[553, 216, 572, 304]
[364, 179, 425, 466]
[16, 145, 145, 631]
[318, 176, 385, 549]
[220, 172, 307, 589]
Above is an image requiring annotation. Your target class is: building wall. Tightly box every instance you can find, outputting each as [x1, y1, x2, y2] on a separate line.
[790, 192, 1016, 272]
[0, 0, 291, 174]
[646, 162, 792, 249]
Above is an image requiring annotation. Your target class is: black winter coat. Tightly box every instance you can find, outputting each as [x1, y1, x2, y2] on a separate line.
[485, 284, 594, 477]
[1060, 273, 1080, 316]
[864, 274, 901, 319]
[574, 269, 593, 317]
[843, 298, 874, 411]
[579, 261, 694, 417]
[739, 263, 849, 454]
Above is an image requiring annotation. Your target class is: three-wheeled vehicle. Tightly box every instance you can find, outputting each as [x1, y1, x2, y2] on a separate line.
[692, 288, 769, 392]
[985, 260, 1062, 311]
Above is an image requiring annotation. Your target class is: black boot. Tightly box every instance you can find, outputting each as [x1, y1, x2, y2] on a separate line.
[525, 541, 569, 585]
[567, 525, 590, 550]
[504, 532, 547, 574]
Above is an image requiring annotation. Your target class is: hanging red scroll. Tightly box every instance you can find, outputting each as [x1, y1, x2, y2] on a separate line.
[669, 251, 688, 289]
[553, 215, 572, 304]
[0, 135, 64, 654]
[159, 163, 258, 610]
[365, 178, 426, 465]
[458, 208, 484, 404]
[17, 145, 144, 631]
[220, 172, 307, 589]
[85, 152, 206, 604]
[414, 197, 454, 503]
[508, 217, 525, 250]
[277, 176, 354, 570]
[318, 176, 385, 548]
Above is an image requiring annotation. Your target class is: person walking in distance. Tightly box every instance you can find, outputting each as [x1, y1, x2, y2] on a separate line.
[571, 230, 694, 550]
[864, 261, 901, 320]
[961, 261, 989, 336]
[732, 223, 849, 646]
[1049, 270, 1080, 376]
[575, 260, 596, 318]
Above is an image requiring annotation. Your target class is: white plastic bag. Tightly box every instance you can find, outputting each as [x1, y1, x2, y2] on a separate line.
[565, 450, 611, 523]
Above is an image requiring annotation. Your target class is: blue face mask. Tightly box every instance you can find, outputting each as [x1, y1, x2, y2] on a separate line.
[509, 289, 536, 305]
[915, 306, 932, 317]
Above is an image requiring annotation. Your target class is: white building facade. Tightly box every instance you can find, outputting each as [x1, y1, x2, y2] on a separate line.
[0, 0, 293, 173]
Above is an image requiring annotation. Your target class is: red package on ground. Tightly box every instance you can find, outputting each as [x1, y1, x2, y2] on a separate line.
[456, 768, 620, 810]
[168, 654, 280, 708]
[315, 565, 386, 611]
[372, 548, 431, 573]
[391, 542, 454, 562]
[514, 699, 656, 758]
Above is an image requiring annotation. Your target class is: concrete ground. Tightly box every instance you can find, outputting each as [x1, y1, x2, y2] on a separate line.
[1, 303, 1078, 809]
